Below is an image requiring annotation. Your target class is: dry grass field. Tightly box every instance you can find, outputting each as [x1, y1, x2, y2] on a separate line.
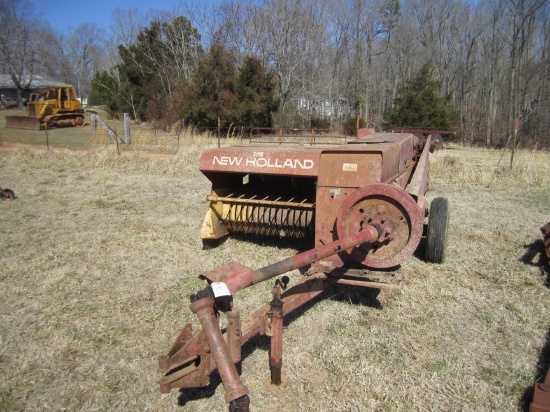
[0, 128, 549, 411]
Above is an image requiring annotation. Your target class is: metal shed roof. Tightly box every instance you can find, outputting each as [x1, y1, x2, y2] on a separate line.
[0, 74, 70, 90]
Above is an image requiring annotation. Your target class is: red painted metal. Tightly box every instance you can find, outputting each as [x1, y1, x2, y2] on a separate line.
[219, 225, 380, 295]
[199, 132, 429, 270]
[529, 222, 550, 412]
[159, 274, 332, 393]
[200, 145, 322, 177]
[159, 230, 387, 402]
[531, 369, 550, 412]
[266, 281, 285, 386]
[389, 127, 453, 150]
[336, 183, 424, 268]
[541, 222, 550, 264]
[190, 297, 249, 403]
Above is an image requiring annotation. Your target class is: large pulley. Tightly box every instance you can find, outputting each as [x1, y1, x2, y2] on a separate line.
[336, 183, 424, 268]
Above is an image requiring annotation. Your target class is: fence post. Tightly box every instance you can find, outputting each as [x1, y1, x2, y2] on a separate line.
[218, 117, 221, 148]
[123, 113, 131, 144]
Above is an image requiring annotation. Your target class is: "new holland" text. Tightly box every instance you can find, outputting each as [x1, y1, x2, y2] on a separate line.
[213, 156, 315, 170]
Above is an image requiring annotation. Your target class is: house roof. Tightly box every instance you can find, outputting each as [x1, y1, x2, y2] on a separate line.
[0, 74, 70, 90]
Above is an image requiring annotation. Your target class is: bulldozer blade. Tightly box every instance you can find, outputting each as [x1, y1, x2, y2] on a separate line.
[5, 116, 40, 130]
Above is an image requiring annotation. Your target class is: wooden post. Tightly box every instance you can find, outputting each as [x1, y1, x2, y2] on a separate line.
[177, 118, 184, 151]
[45, 122, 49, 151]
[218, 117, 221, 148]
[123, 113, 131, 144]
[510, 117, 518, 169]
[115, 123, 120, 156]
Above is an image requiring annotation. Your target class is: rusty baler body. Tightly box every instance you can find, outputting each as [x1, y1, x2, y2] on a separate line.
[200, 132, 431, 270]
[5, 86, 86, 130]
[160, 133, 447, 411]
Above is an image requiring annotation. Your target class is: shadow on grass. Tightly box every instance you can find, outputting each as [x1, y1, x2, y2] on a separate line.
[177, 282, 381, 406]
[520, 238, 550, 286]
[519, 237, 550, 411]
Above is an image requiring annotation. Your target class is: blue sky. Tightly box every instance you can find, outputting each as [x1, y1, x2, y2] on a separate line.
[30, 0, 216, 32]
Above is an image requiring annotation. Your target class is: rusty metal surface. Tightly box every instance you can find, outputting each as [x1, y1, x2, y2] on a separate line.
[200, 145, 323, 177]
[198, 132, 430, 269]
[205, 227, 381, 296]
[318, 152, 383, 187]
[389, 127, 454, 150]
[159, 274, 333, 393]
[406, 135, 432, 198]
[190, 297, 249, 403]
[336, 183, 424, 268]
[158, 231, 404, 402]
[266, 281, 285, 386]
[249, 127, 348, 145]
[541, 222, 550, 262]
[531, 369, 550, 412]
[160, 130, 440, 409]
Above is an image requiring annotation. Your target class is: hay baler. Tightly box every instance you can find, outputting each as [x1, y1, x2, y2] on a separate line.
[159, 132, 449, 411]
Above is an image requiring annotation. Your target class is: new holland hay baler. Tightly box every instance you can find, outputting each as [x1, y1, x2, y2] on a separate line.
[159, 132, 449, 411]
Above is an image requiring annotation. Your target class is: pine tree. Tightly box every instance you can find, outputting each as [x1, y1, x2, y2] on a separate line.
[181, 44, 238, 128]
[235, 56, 279, 127]
[382, 64, 457, 131]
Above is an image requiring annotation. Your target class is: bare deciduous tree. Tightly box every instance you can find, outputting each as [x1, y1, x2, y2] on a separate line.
[0, 0, 41, 107]
[66, 23, 107, 98]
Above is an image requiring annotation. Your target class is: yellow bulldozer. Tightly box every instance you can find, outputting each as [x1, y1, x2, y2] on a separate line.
[5, 85, 86, 130]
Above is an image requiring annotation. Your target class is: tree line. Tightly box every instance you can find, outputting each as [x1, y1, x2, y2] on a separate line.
[1, 0, 549, 148]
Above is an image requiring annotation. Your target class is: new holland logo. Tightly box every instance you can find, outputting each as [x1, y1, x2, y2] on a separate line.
[213, 155, 314, 170]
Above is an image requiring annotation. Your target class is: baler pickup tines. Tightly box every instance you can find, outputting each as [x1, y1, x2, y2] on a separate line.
[204, 184, 315, 239]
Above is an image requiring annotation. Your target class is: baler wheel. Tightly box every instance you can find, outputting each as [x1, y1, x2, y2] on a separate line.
[425, 197, 449, 264]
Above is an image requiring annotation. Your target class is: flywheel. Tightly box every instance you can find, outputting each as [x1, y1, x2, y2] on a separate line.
[336, 184, 424, 269]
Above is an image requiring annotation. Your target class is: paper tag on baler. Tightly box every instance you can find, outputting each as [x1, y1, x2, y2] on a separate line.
[211, 282, 231, 297]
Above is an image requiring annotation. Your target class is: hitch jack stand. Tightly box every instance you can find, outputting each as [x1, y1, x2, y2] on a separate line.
[265, 277, 289, 392]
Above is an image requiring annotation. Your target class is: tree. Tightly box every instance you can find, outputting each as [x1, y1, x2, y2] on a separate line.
[66, 23, 107, 98]
[235, 56, 279, 126]
[0, 0, 41, 107]
[181, 44, 237, 128]
[382, 63, 457, 130]
[90, 16, 201, 121]
[110, 7, 146, 49]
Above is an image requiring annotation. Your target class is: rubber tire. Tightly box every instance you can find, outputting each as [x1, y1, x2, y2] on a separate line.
[1, 189, 15, 200]
[425, 197, 449, 264]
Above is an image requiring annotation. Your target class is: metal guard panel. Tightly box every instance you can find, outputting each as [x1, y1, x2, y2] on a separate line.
[317, 152, 382, 187]
[348, 133, 415, 175]
[200, 146, 323, 177]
